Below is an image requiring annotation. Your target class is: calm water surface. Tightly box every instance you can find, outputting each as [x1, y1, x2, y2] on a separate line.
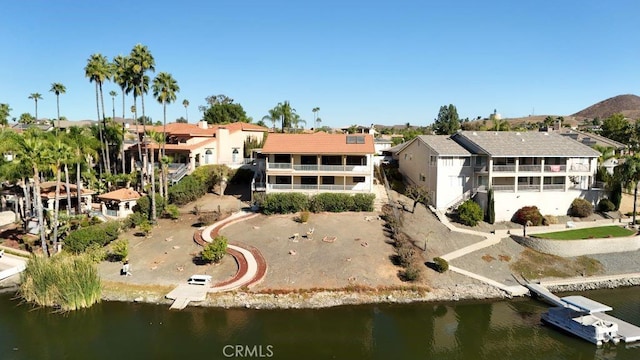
[1, 287, 639, 360]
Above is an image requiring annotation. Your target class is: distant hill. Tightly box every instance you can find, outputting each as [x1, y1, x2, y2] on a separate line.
[572, 94, 640, 120]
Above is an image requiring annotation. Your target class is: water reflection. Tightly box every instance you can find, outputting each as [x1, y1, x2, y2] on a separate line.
[1, 288, 639, 360]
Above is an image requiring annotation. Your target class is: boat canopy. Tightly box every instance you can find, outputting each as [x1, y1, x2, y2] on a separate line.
[561, 296, 612, 314]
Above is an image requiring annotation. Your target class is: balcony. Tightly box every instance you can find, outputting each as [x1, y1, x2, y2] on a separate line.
[543, 184, 565, 191]
[493, 185, 515, 192]
[266, 184, 369, 192]
[518, 165, 542, 172]
[517, 184, 541, 191]
[492, 165, 516, 172]
[543, 164, 566, 172]
[267, 163, 370, 173]
[569, 164, 590, 172]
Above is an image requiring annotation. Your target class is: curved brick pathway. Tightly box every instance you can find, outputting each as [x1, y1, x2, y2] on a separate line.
[193, 211, 267, 292]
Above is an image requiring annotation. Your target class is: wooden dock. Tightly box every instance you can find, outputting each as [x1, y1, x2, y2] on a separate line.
[165, 284, 208, 310]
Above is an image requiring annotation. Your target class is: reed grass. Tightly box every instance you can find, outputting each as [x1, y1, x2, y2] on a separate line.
[20, 254, 102, 311]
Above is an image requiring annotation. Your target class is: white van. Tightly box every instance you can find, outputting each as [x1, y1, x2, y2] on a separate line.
[187, 274, 212, 286]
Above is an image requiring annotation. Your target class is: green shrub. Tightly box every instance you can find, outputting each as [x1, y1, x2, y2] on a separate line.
[597, 198, 616, 212]
[85, 243, 107, 263]
[352, 193, 376, 211]
[164, 204, 180, 219]
[168, 176, 206, 205]
[138, 221, 152, 237]
[64, 221, 121, 254]
[298, 210, 310, 223]
[543, 215, 559, 225]
[309, 193, 354, 212]
[610, 181, 622, 210]
[401, 265, 422, 282]
[201, 235, 228, 263]
[134, 194, 166, 219]
[109, 239, 129, 261]
[457, 200, 483, 226]
[513, 206, 543, 226]
[123, 212, 146, 229]
[569, 198, 593, 218]
[432, 257, 449, 273]
[486, 188, 495, 224]
[261, 193, 309, 214]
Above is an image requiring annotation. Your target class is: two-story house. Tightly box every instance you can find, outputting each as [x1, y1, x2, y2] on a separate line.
[398, 131, 602, 221]
[259, 133, 375, 194]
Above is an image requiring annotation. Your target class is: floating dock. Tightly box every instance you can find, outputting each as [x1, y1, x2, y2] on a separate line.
[524, 283, 640, 345]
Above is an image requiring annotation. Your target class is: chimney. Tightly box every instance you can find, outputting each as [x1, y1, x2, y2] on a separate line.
[198, 120, 208, 129]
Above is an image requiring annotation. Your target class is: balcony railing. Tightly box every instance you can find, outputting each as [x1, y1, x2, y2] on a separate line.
[493, 185, 516, 192]
[543, 184, 565, 191]
[544, 164, 566, 172]
[266, 184, 369, 192]
[268, 163, 370, 172]
[518, 165, 542, 172]
[569, 164, 590, 172]
[492, 165, 516, 172]
[518, 184, 541, 191]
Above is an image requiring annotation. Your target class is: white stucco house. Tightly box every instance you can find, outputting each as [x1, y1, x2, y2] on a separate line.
[398, 131, 603, 222]
[257, 132, 376, 194]
[98, 188, 142, 218]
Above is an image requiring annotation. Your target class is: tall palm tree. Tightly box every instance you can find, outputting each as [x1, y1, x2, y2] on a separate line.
[84, 53, 112, 174]
[130, 44, 155, 219]
[49, 83, 66, 129]
[109, 90, 119, 171]
[4, 128, 51, 255]
[182, 99, 189, 122]
[113, 54, 132, 175]
[67, 126, 99, 214]
[152, 72, 180, 200]
[28, 93, 43, 121]
[47, 137, 73, 252]
[312, 107, 320, 128]
[615, 155, 640, 225]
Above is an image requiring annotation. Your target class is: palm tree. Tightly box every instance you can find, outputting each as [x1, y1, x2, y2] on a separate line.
[84, 53, 112, 174]
[312, 107, 320, 128]
[129, 44, 155, 191]
[67, 126, 99, 214]
[593, 145, 615, 165]
[113, 54, 132, 175]
[182, 99, 189, 122]
[152, 72, 180, 200]
[28, 93, 43, 121]
[49, 83, 66, 129]
[615, 155, 640, 225]
[109, 90, 119, 171]
[47, 137, 73, 253]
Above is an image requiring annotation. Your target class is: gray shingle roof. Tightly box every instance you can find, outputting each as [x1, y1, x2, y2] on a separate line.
[454, 131, 601, 157]
[417, 135, 471, 156]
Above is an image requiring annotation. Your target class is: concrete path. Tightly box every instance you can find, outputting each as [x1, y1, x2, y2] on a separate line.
[0, 251, 28, 283]
[432, 205, 640, 297]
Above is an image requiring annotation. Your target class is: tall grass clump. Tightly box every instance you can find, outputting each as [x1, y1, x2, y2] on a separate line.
[20, 254, 101, 311]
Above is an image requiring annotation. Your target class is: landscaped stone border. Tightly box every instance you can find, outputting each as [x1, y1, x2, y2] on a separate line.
[511, 234, 640, 257]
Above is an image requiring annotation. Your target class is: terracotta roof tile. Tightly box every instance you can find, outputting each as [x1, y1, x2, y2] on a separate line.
[262, 133, 375, 154]
[98, 188, 142, 201]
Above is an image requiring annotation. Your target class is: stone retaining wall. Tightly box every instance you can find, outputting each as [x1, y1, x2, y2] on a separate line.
[511, 235, 640, 257]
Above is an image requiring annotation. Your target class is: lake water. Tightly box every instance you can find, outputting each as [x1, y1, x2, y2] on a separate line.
[1, 287, 639, 359]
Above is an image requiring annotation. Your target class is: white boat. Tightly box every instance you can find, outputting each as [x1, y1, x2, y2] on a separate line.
[541, 297, 620, 346]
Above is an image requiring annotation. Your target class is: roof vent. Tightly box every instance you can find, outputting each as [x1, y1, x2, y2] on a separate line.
[472, 132, 477, 136]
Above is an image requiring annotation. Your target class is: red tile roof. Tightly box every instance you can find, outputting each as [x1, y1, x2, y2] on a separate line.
[262, 133, 375, 154]
[39, 181, 95, 199]
[98, 188, 142, 201]
[132, 122, 268, 136]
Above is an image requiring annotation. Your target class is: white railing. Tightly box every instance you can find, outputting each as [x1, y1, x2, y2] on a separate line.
[293, 164, 319, 171]
[569, 164, 590, 172]
[493, 185, 516, 192]
[266, 184, 368, 192]
[544, 164, 566, 172]
[518, 184, 541, 191]
[493, 165, 516, 172]
[519, 165, 542, 172]
[543, 184, 565, 191]
[268, 163, 371, 172]
[105, 209, 118, 217]
[268, 163, 292, 169]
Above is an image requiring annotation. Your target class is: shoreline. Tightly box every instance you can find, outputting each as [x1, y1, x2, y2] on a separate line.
[98, 274, 640, 310]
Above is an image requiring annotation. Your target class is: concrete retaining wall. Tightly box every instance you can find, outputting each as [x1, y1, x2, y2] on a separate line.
[511, 235, 640, 257]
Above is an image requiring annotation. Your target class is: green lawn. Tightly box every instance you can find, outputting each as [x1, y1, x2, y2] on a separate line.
[531, 225, 636, 240]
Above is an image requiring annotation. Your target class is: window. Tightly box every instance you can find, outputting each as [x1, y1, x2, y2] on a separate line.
[346, 156, 366, 165]
[430, 156, 437, 166]
[300, 155, 316, 165]
[322, 176, 335, 185]
[275, 176, 291, 184]
[346, 135, 365, 144]
[301, 176, 317, 185]
[353, 177, 365, 183]
[321, 156, 342, 165]
[420, 173, 426, 182]
[274, 154, 290, 163]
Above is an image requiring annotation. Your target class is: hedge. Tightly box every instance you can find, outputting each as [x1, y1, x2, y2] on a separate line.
[134, 194, 166, 219]
[261, 193, 376, 214]
[168, 165, 232, 205]
[64, 221, 121, 254]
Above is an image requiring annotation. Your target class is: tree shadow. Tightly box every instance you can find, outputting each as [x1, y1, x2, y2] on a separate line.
[425, 261, 440, 272]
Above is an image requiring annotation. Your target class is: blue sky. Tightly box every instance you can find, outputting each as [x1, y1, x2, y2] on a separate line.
[1, 0, 639, 128]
